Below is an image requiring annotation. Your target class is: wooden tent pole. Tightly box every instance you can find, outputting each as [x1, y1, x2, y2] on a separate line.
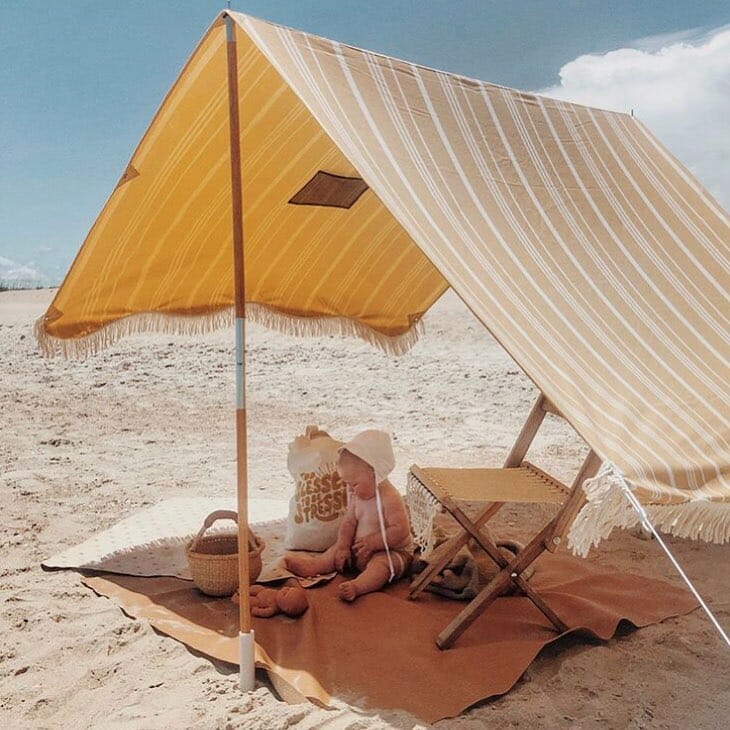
[224, 12, 254, 692]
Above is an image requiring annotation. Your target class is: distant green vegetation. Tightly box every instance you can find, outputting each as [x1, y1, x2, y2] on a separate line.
[0, 280, 48, 292]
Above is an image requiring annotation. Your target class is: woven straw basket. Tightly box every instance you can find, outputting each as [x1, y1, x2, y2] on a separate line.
[186, 510, 265, 597]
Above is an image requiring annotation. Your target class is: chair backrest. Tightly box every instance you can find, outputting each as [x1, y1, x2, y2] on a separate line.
[507, 394, 601, 549]
[503, 393, 559, 468]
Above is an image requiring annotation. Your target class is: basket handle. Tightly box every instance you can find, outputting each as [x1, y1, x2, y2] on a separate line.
[190, 510, 238, 552]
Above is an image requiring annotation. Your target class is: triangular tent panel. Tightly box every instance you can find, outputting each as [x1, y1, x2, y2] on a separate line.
[36, 12, 730, 549]
[38, 15, 447, 355]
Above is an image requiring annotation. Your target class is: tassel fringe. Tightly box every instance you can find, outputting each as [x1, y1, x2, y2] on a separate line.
[34, 308, 236, 360]
[406, 471, 442, 556]
[568, 461, 730, 557]
[245, 303, 423, 357]
[34, 303, 423, 360]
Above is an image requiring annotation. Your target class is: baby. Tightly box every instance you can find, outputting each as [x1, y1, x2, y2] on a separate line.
[285, 430, 413, 602]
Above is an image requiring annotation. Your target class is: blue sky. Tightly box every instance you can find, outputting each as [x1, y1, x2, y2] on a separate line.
[1, 1, 728, 285]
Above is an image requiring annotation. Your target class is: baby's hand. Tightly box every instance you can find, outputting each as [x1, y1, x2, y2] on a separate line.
[334, 546, 351, 572]
[353, 533, 381, 561]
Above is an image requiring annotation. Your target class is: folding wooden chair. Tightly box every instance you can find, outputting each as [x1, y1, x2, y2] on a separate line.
[407, 393, 601, 649]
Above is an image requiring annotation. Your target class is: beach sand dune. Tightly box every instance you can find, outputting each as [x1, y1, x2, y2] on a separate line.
[1, 288, 727, 728]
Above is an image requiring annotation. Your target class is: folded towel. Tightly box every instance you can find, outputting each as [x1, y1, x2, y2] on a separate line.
[411, 545, 480, 601]
[467, 538, 535, 586]
[410, 538, 534, 601]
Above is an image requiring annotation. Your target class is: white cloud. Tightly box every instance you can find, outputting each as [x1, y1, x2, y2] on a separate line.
[540, 25, 730, 209]
[0, 255, 45, 285]
[629, 26, 709, 53]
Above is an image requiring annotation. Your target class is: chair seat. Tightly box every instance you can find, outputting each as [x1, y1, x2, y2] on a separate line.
[411, 462, 570, 505]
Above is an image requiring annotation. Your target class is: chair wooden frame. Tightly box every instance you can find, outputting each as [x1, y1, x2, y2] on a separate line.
[408, 393, 601, 649]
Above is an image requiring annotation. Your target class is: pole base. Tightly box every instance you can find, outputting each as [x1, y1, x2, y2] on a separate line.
[239, 630, 255, 692]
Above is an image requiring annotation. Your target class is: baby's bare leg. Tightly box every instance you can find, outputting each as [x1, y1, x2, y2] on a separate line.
[285, 544, 337, 577]
[339, 553, 391, 602]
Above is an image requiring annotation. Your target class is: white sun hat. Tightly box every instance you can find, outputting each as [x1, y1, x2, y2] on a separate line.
[338, 429, 395, 486]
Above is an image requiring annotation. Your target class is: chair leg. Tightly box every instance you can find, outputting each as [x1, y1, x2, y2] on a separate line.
[446, 501, 509, 570]
[437, 569, 513, 649]
[409, 502, 501, 599]
[436, 520, 566, 649]
[409, 533, 465, 598]
[444, 517, 569, 632]
[513, 575, 568, 632]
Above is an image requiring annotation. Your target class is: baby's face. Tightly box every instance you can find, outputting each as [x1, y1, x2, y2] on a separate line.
[338, 453, 376, 499]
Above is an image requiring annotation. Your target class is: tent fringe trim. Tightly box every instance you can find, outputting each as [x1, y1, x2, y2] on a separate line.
[245, 303, 423, 356]
[34, 304, 422, 360]
[34, 308, 237, 360]
[567, 462, 730, 557]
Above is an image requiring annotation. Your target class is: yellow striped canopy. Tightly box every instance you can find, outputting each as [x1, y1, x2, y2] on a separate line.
[37, 12, 730, 550]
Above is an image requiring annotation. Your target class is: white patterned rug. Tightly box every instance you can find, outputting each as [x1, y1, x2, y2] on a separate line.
[41, 497, 308, 583]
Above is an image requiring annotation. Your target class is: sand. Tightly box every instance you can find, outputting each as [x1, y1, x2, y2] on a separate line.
[1, 288, 728, 729]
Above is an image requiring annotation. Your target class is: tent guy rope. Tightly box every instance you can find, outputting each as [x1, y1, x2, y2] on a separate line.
[609, 463, 730, 649]
[621, 480, 730, 649]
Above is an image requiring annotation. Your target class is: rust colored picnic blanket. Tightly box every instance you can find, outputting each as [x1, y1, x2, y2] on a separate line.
[83, 553, 696, 723]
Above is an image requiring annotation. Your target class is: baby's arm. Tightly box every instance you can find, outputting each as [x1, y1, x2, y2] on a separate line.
[379, 487, 411, 547]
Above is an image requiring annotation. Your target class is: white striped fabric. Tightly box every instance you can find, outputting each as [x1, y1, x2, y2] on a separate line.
[232, 12, 730, 549]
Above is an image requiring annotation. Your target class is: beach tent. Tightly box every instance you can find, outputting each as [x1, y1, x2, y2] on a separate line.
[36, 10, 730, 685]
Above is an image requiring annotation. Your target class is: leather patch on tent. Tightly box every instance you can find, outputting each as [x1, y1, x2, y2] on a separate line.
[115, 164, 139, 189]
[289, 171, 368, 209]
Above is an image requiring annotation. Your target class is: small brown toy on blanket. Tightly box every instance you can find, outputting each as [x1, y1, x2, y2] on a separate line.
[232, 584, 309, 618]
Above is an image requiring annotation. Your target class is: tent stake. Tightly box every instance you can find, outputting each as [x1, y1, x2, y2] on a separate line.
[224, 11, 255, 692]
